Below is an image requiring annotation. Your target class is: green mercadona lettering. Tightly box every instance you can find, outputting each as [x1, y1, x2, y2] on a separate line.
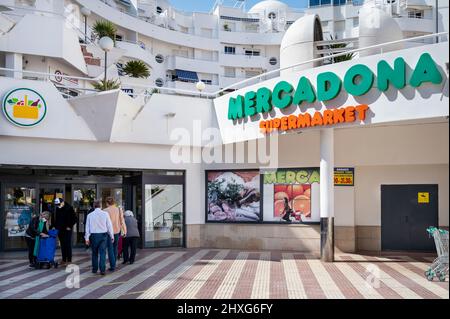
[228, 53, 443, 120]
[263, 170, 320, 184]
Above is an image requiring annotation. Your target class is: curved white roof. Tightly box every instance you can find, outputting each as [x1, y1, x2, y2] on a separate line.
[248, 0, 289, 14]
[280, 14, 320, 51]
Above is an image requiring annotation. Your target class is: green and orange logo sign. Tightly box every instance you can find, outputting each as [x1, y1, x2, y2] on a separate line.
[2, 88, 47, 127]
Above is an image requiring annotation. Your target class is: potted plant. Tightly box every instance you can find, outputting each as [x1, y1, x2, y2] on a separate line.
[92, 20, 117, 42]
[223, 23, 230, 31]
[123, 60, 150, 78]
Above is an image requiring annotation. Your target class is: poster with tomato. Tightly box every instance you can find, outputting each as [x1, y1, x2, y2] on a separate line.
[262, 168, 319, 223]
[273, 184, 311, 222]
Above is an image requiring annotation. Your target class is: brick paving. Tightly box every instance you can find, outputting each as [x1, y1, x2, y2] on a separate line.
[0, 248, 447, 299]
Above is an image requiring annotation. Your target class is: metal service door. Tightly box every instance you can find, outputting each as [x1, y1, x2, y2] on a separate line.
[381, 185, 438, 251]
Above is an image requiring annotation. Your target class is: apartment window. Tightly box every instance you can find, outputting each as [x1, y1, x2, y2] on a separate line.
[353, 18, 359, 27]
[115, 34, 123, 42]
[269, 57, 278, 66]
[224, 67, 236, 78]
[155, 54, 164, 63]
[156, 6, 163, 14]
[268, 12, 276, 19]
[224, 46, 236, 55]
[245, 70, 262, 78]
[200, 79, 212, 85]
[408, 9, 424, 19]
[245, 50, 260, 56]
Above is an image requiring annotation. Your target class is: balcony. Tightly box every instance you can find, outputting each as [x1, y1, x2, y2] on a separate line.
[219, 30, 284, 45]
[167, 56, 220, 74]
[219, 53, 268, 68]
[219, 75, 247, 88]
[394, 16, 434, 34]
[167, 80, 219, 94]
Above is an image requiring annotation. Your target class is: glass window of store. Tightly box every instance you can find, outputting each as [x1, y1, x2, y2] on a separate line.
[2, 185, 36, 249]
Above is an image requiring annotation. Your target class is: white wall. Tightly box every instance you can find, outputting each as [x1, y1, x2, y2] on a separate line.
[355, 164, 449, 227]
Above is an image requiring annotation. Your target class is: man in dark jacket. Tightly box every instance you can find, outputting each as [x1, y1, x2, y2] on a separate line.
[52, 198, 77, 264]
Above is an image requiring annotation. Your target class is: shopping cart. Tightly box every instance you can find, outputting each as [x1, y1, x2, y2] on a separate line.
[424, 227, 448, 282]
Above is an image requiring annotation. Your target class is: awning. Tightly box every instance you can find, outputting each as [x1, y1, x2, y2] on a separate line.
[175, 69, 199, 82]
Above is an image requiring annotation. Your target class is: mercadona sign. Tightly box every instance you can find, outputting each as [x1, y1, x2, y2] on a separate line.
[227, 52, 443, 134]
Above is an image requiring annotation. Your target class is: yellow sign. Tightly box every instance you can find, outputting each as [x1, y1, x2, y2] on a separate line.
[43, 194, 55, 203]
[418, 192, 429, 204]
[334, 168, 354, 186]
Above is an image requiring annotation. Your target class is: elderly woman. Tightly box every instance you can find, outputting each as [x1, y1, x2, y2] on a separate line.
[122, 210, 140, 265]
[24, 211, 50, 267]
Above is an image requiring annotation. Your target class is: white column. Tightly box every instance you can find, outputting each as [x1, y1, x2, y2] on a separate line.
[5, 53, 22, 79]
[320, 128, 334, 262]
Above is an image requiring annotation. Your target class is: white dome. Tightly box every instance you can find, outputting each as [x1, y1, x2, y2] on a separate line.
[280, 15, 323, 74]
[359, 5, 404, 57]
[248, 0, 289, 14]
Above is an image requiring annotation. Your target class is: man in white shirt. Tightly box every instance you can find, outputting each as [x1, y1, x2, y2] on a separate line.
[85, 200, 114, 275]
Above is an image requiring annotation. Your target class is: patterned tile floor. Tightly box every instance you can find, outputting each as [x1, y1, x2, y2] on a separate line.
[0, 248, 448, 299]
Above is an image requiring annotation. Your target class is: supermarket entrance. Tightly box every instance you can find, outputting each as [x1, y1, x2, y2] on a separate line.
[381, 184, 438, 251]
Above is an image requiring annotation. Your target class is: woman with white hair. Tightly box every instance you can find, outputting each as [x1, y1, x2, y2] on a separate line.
[24, 211, 50, 267]
[122, 210, 140, 264]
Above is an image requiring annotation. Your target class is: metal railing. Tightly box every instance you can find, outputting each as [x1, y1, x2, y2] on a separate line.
[0, 32, 447, 100]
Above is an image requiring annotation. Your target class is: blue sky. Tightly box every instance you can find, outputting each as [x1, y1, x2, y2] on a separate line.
[169, 0, 309, 13]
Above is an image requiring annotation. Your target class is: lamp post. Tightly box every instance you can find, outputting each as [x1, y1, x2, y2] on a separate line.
[99, 36, 114, 84]
[196, 80, 206, 98]
[435, 0, 439, 43]
[80, 7, 91, 43]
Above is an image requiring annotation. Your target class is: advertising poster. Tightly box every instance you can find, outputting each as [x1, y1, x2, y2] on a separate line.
[262, 169, 320, 223]
[206, 170, 261, 222]
[5, 205, 32, 237]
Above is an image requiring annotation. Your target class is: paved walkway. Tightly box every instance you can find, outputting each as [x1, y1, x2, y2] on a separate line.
[0, 249, 448, 299]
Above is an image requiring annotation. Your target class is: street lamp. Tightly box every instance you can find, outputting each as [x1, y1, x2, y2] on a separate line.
[80, 7, 91, 44]
[196, 80, 206, 98]
[99, 36, 114, 84]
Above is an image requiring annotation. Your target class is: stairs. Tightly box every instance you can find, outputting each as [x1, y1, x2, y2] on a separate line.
[81, 44, 101, 66]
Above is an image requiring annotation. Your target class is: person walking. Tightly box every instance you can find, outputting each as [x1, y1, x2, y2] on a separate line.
[103, 197, 127, 272]
[122, 210, 140, 265]
[52, 198, 77, 265]
[24, 211, 50, 267]
[85, 200, 114, 275]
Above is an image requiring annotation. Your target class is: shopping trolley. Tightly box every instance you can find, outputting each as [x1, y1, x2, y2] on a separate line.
[424, 227, 448, 282]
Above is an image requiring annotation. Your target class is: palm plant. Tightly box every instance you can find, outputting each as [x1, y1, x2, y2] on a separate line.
[92, 79, 120, 91]
[326, 35, 355, 64]
[92, 20, 117, 41]
[123, 60, 150, 78]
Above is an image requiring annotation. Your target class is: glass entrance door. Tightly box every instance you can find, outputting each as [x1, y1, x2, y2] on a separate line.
[72, 185, 96, 246]
[2, 185, 36, 250]
[98, 185, 123, 210]
[144, 184, 184, 248]
[39, 184, 65, 216]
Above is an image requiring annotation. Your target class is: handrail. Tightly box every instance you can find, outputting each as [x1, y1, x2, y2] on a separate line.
[0, 32, 448, 99]
[211, 31, 448, 96]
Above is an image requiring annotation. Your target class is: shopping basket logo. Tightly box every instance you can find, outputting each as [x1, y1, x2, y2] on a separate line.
[2, 88, 47, 127]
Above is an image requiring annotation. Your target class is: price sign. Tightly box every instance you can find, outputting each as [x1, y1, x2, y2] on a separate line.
[334, 168, 354, 186]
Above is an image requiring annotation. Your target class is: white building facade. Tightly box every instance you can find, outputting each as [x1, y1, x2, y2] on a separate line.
[0, 0, 448, 256]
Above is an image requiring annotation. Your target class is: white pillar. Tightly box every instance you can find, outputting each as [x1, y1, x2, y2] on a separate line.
[320, 128, 334, 262]
[5, 53, 22, 79]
